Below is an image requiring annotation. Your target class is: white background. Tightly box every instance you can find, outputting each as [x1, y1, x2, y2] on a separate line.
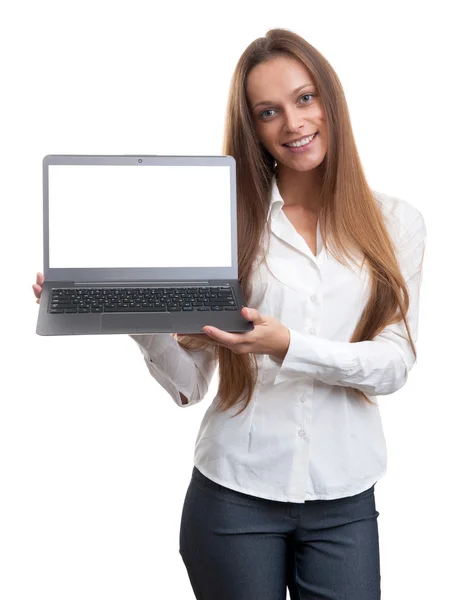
[1, 1, 448, 598]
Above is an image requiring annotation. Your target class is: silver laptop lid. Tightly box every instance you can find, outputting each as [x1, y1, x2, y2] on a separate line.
[42, 154, 237, 283]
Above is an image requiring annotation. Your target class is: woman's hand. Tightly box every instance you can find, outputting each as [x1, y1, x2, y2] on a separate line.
[32, 272, 45, 303]
[197, 307, 290, 360]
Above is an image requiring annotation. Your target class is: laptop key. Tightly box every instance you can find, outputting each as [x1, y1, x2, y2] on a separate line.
[203, 301, 235, 306]
[104, 306, 167, 312]
[50, 308, 65, 313]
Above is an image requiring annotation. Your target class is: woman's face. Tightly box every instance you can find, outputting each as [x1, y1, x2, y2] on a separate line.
[246, 56, 328, 172]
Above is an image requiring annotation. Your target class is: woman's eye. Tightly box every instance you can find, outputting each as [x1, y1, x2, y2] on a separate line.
[261, 109, 276, 119]
[260, 94, 314, 119]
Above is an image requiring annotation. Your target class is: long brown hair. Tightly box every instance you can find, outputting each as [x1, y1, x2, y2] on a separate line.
[174, 28, 415, 416]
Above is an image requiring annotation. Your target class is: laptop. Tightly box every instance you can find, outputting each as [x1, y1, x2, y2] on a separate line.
[36, 154, 254, 336]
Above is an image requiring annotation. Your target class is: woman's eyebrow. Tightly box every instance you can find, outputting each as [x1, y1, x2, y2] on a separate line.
[253, 83, 314, 110]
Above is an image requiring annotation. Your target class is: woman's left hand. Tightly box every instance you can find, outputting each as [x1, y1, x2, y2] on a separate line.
[193, 307, 291, 360]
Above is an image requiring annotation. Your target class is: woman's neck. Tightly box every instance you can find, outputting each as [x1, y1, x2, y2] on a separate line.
[275, 166, 323, 211]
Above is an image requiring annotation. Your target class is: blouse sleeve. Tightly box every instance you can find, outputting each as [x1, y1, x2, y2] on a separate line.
[272, 212, 427, 396]
[129, 333, 218, 407]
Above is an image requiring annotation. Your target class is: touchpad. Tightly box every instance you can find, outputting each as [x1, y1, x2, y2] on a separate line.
[100, 313, 174, 333]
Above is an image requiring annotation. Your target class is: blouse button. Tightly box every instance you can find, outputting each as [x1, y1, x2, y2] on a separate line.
[308, 327, 316, 334]
[309, 295, 317, 303]
[297, 429, 306, 438]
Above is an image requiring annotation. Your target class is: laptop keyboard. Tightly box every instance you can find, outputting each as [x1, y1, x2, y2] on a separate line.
[48, 286, 238, 314]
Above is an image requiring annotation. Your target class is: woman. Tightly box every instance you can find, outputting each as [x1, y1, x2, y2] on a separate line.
[33, 28, 426, 600]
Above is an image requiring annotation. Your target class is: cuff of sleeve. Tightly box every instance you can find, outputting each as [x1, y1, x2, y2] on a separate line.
[273, 329, 355, 386]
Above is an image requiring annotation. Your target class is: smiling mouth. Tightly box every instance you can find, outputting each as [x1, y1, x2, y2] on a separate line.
[282, 132, 318, 147]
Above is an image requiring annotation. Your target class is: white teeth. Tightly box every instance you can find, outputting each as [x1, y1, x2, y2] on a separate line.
[285, 133, 316, 147]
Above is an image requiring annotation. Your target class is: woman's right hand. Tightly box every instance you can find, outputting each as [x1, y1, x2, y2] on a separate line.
[32, 272, 45, 304]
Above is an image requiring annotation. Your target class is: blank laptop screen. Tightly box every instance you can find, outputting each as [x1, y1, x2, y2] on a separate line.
[48, 164, 232, 269]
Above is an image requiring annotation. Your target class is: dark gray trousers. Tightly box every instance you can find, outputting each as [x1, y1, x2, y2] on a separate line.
[179, 466, 381, 599]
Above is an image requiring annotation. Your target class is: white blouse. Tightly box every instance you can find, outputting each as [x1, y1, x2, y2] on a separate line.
[130, 176, 427, 503]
